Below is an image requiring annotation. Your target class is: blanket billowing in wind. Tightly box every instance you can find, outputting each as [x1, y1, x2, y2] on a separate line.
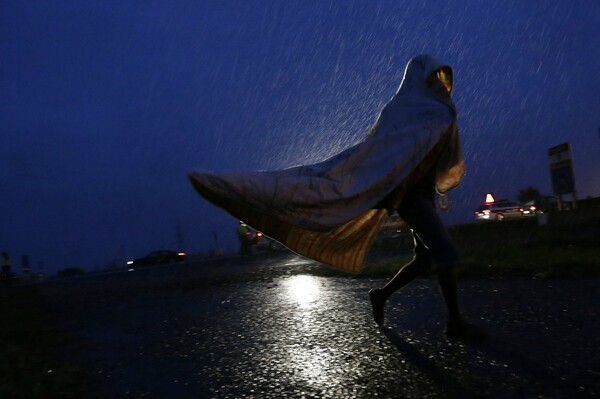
[188, 54, 465, 272]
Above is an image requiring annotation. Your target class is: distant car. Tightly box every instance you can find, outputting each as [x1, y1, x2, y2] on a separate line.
[474, 200, 524, 221]
[252, 231, 285, 251]
[127, 250, 186, 268]
[523, 196, 561, 215]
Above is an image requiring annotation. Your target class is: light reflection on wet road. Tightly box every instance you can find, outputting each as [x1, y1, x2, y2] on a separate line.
[41, 253, 599, 398]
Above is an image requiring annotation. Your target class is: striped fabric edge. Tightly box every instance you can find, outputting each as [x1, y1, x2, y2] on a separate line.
[188, 123, 462, 273]
[233, 206, 388, 273]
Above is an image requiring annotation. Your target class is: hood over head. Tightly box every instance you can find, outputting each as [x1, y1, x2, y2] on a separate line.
[396, 54, 454, 108]
[366, 54, 456, 139]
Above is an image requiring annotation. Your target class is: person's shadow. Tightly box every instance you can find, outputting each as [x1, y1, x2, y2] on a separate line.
[381, 327, 590, 398]
[380, 327, 483, 398]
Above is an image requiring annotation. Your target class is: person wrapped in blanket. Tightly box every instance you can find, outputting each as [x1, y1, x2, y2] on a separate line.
[369, 58, 484, 340]
[188, 54, 484, 340]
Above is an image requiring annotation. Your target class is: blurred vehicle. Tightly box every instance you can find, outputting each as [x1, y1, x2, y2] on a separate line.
[523, 196, 561, 215]
[0, 270, 18, 282]
[475, 199, 524, 221]
[252, 231, 285, 251]
[127, 250, 186, 268]
[253, 231, 264, 246]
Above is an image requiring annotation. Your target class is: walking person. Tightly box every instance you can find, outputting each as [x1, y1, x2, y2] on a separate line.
[367, 65, 484, 339]
[236, 221, 252, 256]
[189, 54, 483, 339]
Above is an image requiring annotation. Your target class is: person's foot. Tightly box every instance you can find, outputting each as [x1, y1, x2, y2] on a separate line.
[368, 288, 386, 326]
[446, 319, 486, 341]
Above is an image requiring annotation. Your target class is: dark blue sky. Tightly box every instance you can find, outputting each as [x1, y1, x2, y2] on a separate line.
[2, 1, 599, 273]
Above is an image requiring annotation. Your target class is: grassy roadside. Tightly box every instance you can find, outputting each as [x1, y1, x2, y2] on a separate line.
[364, 218, 600, 279]
[0, 287, 86, 399]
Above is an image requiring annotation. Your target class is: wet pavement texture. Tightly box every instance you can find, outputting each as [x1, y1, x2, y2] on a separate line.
[40, 253, 599, 398]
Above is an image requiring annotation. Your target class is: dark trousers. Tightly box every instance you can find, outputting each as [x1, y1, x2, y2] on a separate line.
[397, 191, 460, 269]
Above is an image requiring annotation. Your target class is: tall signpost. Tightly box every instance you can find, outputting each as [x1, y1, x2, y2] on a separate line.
[548, 142, 577, 210]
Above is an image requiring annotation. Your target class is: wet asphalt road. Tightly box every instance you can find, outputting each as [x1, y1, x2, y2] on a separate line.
[40, 253, 599, 398]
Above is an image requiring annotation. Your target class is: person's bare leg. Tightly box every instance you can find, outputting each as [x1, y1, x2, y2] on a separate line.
[369, 258, 422, 326]
[437, 266, 485, 339]
[369, 232, 430, 326]
[436, 266, 462, 322]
